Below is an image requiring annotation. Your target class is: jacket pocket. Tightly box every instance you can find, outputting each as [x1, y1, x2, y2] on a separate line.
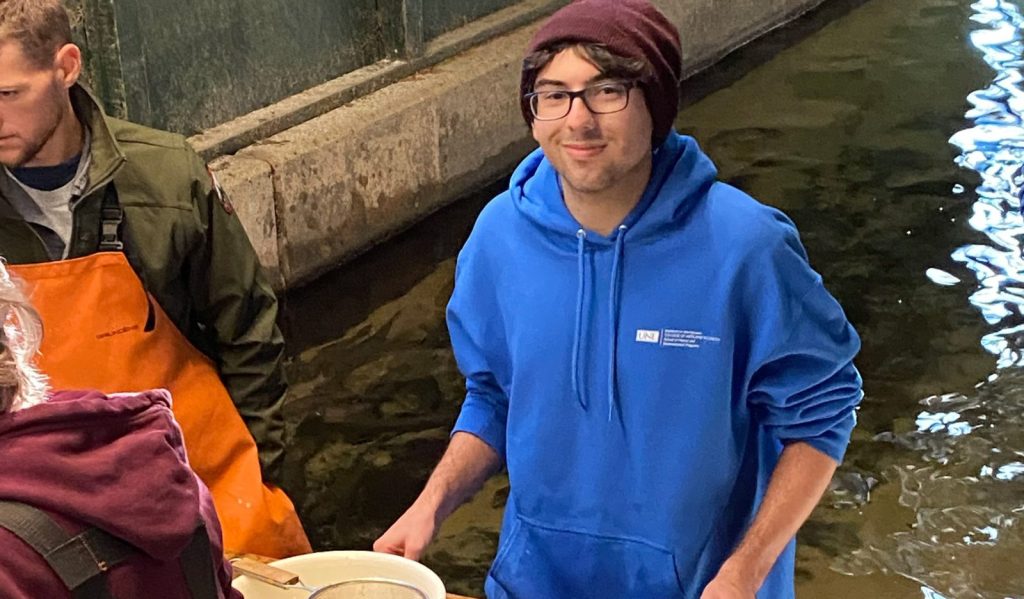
[488, 515, 685, 599]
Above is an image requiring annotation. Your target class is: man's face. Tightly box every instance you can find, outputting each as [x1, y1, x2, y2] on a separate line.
[531, 48, 653, 197]
[0, 41, 70, 168]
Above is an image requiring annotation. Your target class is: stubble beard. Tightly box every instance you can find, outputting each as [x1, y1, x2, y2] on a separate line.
[0, 85, 68, 169]
[562, 166, 615, 196]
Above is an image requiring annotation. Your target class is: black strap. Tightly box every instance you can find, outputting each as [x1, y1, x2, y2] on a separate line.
[0, 501, 220, 599]
[0, 500, 135, 599]
[178, 523, 220, 599]
[99, 184, 124, 252]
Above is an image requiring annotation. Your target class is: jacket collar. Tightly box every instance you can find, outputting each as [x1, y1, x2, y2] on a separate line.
[71, 84, 126, 196]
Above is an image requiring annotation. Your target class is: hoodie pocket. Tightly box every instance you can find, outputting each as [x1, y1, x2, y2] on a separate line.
[489, 515, 685, 598]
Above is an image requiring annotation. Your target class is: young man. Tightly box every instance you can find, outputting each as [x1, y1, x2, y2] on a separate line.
[0, 0, 308, 557]
[376, 1, 863, 597]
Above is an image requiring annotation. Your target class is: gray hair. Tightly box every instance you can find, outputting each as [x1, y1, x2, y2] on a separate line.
[0, 260, 48, 412]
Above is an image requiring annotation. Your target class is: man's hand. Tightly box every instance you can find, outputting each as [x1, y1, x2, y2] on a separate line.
[373, 502, 440, 561]
[373, 432, 501, 561]
[700, 563, 757, 599]
[702, 442, 839, 597]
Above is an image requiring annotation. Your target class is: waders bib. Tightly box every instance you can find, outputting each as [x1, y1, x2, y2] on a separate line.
[10, 252, 311, 558]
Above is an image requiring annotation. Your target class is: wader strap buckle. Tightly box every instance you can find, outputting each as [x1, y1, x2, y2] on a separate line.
[99, 185, 124, 252]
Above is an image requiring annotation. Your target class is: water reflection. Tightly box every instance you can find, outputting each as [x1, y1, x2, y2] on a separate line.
[946, 0, 1024, 369]
[836, 371, 1024, 597]
[848, 5, 1024, 595]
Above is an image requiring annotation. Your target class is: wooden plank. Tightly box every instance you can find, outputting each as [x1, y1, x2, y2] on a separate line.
[231, 558, 300, 586]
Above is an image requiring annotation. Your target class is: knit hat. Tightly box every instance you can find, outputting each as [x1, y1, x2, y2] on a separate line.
[520, 0, 682, 145]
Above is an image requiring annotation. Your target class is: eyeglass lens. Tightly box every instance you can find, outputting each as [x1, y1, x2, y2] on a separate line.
[530, 82, 631, 120]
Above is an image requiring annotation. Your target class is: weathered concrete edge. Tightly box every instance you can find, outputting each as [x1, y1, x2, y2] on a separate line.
[231, 24, 540, 289]
[209, 0, 836, 291]
[207, 154, 285, 289]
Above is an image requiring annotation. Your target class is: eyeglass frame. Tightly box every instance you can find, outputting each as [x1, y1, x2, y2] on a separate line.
[523, 79, 641, 121]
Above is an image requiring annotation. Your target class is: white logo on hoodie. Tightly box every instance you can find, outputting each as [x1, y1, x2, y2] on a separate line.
[636, 329, 721, 349]
[636, 329, 661, 343]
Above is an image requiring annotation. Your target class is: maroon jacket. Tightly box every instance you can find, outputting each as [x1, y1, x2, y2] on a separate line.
[0, 389, 241, 599]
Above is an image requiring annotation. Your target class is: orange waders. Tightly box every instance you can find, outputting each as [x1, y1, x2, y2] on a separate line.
[10, 253, 311, 558]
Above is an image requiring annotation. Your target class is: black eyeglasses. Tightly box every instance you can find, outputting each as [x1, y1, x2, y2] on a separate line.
[524, 80, 639, 121]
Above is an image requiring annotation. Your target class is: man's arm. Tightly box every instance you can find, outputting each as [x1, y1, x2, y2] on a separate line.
[701, 442, 837, 598]
[187, 152, 288, 483]
[374, 432, 502, 560]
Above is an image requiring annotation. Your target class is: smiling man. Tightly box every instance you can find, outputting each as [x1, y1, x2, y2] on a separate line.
[375, 1, 864, 597]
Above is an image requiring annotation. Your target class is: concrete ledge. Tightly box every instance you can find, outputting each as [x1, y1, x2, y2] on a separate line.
[209, 0, 832, 290]
[208, 154, 284, 289]
[216, 25, 540, 288]
[239, 80, 443, 287]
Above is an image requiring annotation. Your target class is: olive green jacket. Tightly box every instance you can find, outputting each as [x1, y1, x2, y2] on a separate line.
[0, 86, 287, 481]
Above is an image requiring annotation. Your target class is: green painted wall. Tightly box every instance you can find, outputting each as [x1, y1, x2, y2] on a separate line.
[120, 0, 404, 135]
[72, 0, 406, 135]
[423, 0, 518, 40]
[67, 0, 536, 136]
[66, 0, 128, 120]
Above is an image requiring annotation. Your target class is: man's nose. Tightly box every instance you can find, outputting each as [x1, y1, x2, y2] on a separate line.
[564, 95, 597, 131]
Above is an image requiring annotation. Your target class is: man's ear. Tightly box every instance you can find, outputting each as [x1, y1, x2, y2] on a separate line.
[53, 43, 82, 89]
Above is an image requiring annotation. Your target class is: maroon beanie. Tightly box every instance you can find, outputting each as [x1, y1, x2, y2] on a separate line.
[520, 0, 682, 145]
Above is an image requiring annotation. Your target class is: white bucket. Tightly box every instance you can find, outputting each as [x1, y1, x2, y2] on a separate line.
[232, 551, 447, 599]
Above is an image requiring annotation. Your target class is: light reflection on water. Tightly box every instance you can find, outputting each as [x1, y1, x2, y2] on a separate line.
[836, 372, 1024, 598]
[861, 4, 1024, 596]
[945, 0, 1024, 369]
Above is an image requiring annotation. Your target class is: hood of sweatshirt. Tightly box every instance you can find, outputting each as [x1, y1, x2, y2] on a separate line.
[509, 132, 717, 420]
[0, 389, 204, 561]
[512, 131, 717, 246]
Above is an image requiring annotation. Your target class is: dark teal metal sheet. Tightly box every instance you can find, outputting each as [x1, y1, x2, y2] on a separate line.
[423, 0, 518, 41]
[110, 0, 404, 135]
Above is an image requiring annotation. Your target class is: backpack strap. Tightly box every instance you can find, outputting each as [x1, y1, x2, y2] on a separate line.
[0, 500, 221, 599]
[0, 500, 136, 599]
[178, 522, 221, 599]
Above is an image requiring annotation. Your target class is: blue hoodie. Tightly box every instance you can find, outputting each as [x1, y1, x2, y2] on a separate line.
[448, 132, 862, 599]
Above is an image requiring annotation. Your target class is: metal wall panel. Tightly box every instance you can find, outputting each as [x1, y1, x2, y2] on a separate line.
[423, 0, 518, 40]
[77, 0, 404, 134]
[71, 0, 531, 135]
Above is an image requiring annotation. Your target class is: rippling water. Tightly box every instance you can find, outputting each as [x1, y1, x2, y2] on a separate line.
[945, 0, 1024, 369]
[834, 1, 1024, 596]
[834, 376, 1024, 597]
[282, 0, 1024, 596]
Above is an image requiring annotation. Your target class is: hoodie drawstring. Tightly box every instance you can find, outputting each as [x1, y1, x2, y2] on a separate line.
[572, 226, 627, 419]
[572, 229, 588, 410]
[607, 225, 627, 421]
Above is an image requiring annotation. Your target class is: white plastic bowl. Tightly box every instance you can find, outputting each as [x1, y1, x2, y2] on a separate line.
[232, 550, 447, 599]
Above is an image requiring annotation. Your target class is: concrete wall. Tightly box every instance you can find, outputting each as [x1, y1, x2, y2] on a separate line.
[206, 0, 827, 290]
